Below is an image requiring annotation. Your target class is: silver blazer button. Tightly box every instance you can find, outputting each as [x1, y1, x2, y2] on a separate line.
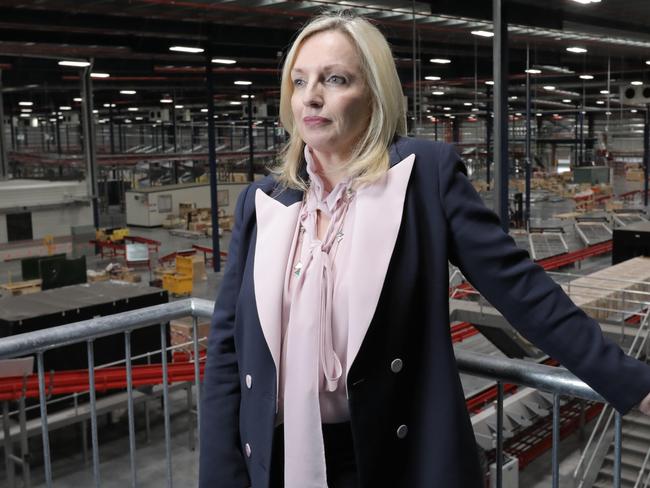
[390, 359, 403, 373]
[245, 374, 252, 389]
[245, 443, 252, 457]
[396, 425, 408, 439]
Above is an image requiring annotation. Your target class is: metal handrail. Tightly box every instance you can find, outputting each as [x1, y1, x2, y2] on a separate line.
[573, 309, 650, 487]
[0, 298, 629, 488]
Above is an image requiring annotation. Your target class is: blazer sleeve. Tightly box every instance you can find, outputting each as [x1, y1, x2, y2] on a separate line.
[199, 185, 252, 488]
[438, 145, 650, 414]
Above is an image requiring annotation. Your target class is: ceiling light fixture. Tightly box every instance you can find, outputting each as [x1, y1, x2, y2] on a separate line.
[631, 81, 643, 86]
[600, 90, 609, 94]
[543, 85, 556, 91]
[471, 30, 494, 38]
[90, 72, 110, 79]
[201, 108, 208, 113]
[525, 69, 542, 74]
[169, 46, 204, 54]
[73, 97, 82, 102]
[127, 107, 139, 112]
[174, 105, 184, 109]
[58, 60, 91, 68]
[230, 101, 242, 105]
[563, 99, 572, 103]
[18, 101, 33, 107]
[212, 58, 236, 64]
[59, 106, 72, 111]
[485, 80, 494, 85]
[432, 91, 445, 96]
[631, 109, 638, 113]
[234, 80, 252, 86]
[596, 100, 605, 104]
[20, 108, 32, 113]
[430, 58, 451, 64]
[160, 98, 173, 104]
[120, 90, 136, 95]
[579, 74, 594, 80]
[566, 47, 588, 54]
[425, 76, 441, 81]
[443, 107, 451, 111]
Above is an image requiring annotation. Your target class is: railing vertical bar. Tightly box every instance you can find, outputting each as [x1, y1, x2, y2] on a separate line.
[124, 331, 138, 488]
[18, 392, 31, 488]
[87, 340, 101, 488]
[496, 381, 504, 488]
[552, 394, 561, 488]
[36, 352, 53, 487]
[192, 315, 201, 446]
[160, 323, 173, 488]
[3, 400, 15, 487]
[614, 411, 622, 488]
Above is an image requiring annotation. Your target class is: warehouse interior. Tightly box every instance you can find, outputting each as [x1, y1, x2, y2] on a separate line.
[0, 0, 649, 486]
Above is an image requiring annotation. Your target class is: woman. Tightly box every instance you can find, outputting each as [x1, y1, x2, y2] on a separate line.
[199, 12, 650, 488]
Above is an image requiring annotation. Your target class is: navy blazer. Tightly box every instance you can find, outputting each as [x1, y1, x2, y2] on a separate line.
[200, 137, 650, 488]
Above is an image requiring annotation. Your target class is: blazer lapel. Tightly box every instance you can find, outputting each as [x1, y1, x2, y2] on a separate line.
[253, 187, 302, 379]
[346, 153, 415, 380]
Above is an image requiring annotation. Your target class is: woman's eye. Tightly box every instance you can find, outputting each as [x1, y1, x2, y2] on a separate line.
[293, 78, 305, 87]
[327, 75, 346, 85]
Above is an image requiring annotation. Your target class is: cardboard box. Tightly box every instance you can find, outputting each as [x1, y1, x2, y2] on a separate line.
[170, 316, 211, 355]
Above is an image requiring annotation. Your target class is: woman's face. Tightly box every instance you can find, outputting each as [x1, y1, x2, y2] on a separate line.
[290, 30, 371, 162]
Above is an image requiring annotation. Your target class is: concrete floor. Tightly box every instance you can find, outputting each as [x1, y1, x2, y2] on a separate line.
[0, 170, 647, 487]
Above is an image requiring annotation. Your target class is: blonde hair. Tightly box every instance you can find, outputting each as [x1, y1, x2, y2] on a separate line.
[277, 12, 407, 190]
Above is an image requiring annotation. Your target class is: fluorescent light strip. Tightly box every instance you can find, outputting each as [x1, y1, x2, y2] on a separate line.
[58, 60, 91, 68]
[212, 58, 236, 64]
[471, 30, 494, 38]
[169, 46, 204, 54]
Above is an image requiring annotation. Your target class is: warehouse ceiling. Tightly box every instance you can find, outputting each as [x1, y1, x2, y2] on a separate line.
[0, 0, 648, 121]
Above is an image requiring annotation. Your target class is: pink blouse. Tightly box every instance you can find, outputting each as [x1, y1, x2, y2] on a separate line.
[277, 146, 357, 486]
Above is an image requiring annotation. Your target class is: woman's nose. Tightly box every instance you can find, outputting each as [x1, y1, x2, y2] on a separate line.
[303, 82, 323, 107]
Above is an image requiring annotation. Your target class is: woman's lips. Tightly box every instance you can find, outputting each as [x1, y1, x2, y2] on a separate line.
[303, 116, 330, 127]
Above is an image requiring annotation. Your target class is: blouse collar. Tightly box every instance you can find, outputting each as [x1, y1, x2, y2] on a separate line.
[304, 146, 352, 215]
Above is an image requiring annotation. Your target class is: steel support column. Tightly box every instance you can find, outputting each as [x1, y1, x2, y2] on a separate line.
[493, 0, 509, 232]
[81, 64, 99, 228]
[486, 92, 492, 189]
[247, 86, 254, 182]
[643, 104, 650, 206]
[0, 70, 8, 180]
[524, 49, 532, 228]
[206, 54, 221, 273]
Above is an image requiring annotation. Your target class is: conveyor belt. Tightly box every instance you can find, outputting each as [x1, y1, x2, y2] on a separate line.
[612, 213, 647, 228]
[528, 232, 568, 260]
[575, 222, 613, 246]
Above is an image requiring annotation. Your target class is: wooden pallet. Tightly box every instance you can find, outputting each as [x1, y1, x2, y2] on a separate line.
[0, 279, 42, 296]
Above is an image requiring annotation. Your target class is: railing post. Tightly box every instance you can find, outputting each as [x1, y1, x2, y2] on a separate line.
[36, 353, 53, 488]
[496, 381, 504, 488]
[87, 340, 101, 488]
[614, 412, 622, 488]
[552, 394, 561, 488]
